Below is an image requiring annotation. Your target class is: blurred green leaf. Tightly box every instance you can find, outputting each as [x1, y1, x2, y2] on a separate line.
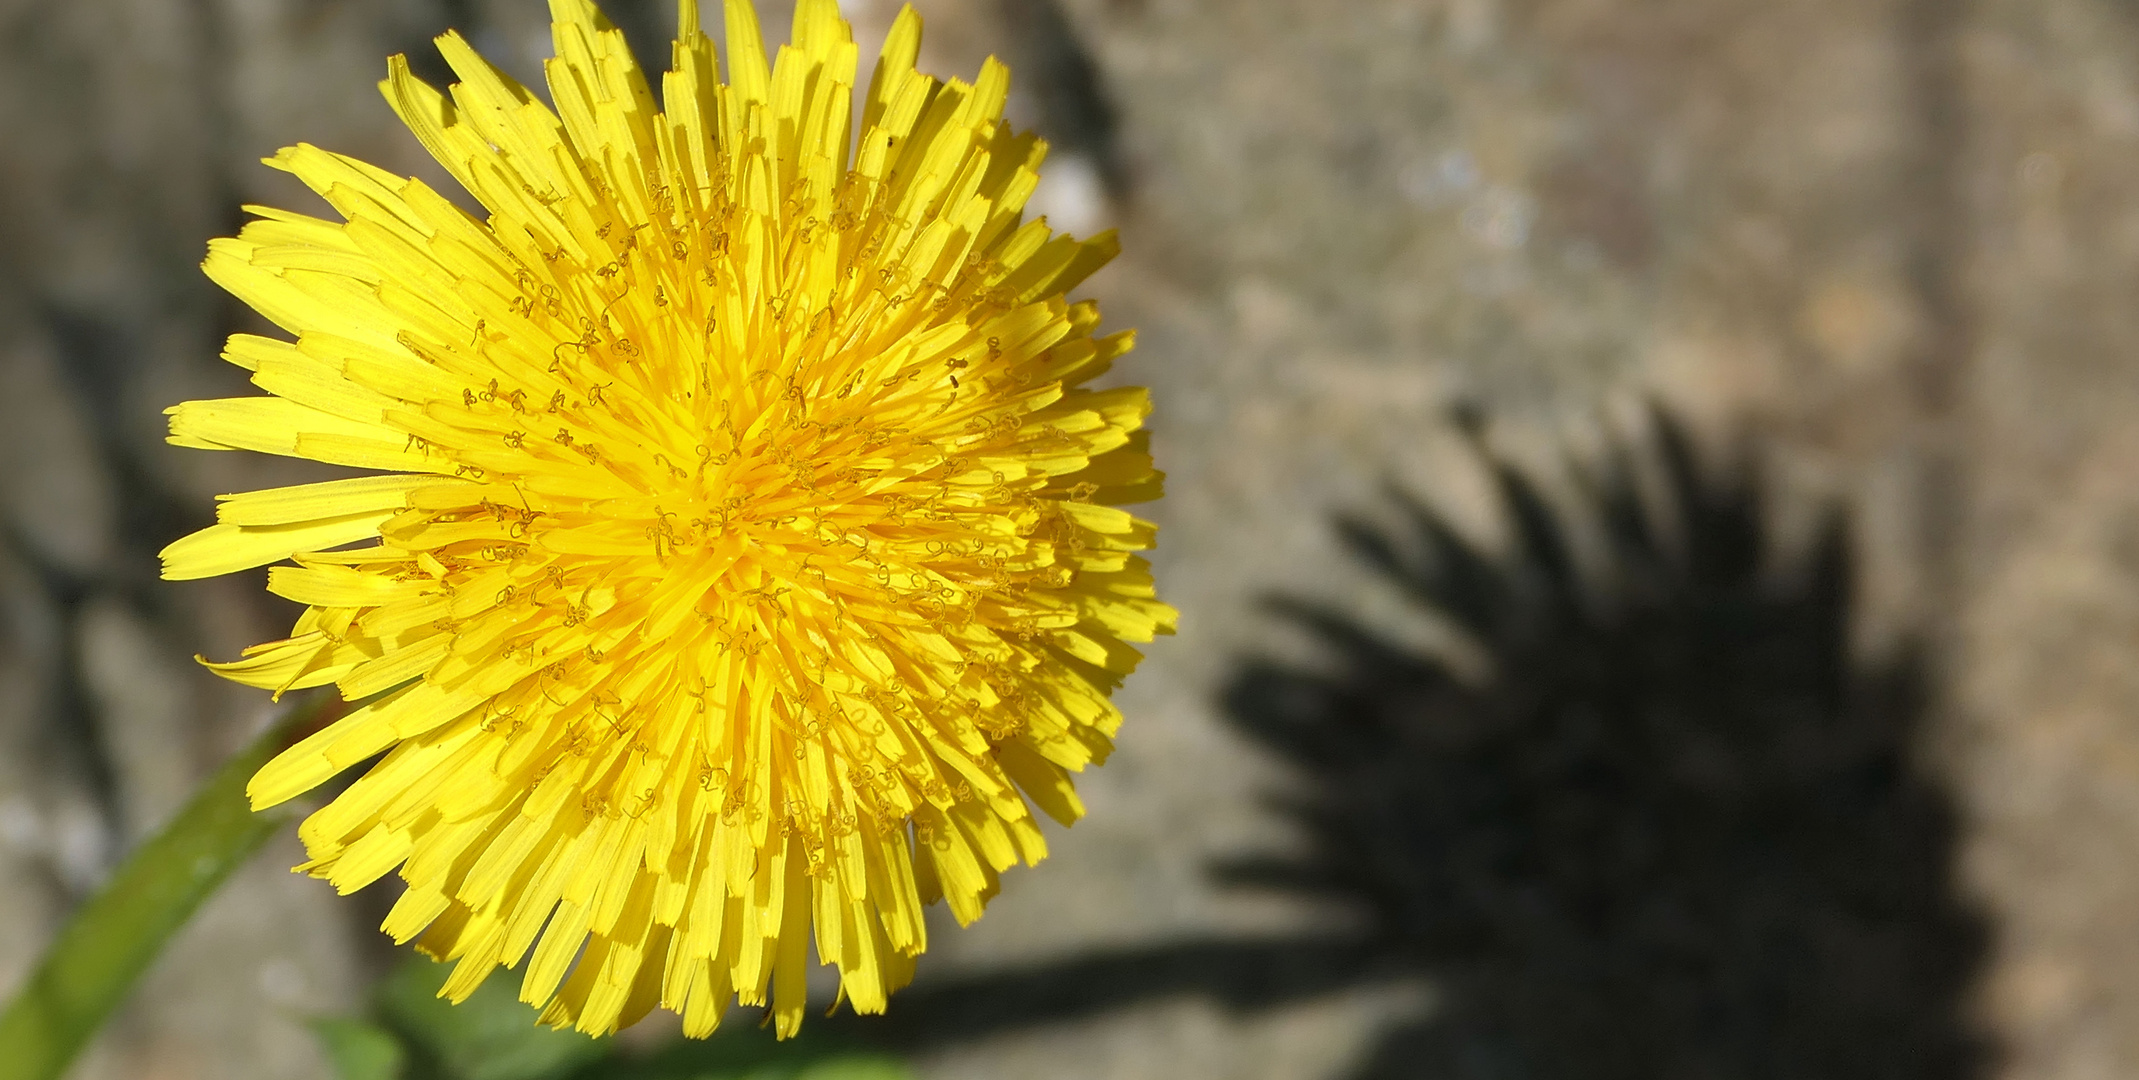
[336, 955, 912, 1080]
[375, 957, 607, 1080]
[0, 694, 331, 1080]
[633, 1057, 912, 1080]
[314, 1017, 407, 1080]
[575, 1017, 911, 1080]
[583, 1049, 912, 1080]
[787, 1057, 913, 1080]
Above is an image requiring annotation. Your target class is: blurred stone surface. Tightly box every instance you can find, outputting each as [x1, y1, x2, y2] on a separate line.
[7, 0, 2139, 1077]
[1951, 4, 2139, 1076]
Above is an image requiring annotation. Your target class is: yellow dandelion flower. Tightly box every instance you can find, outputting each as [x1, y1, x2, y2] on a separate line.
[158, 0, 1172, 1038]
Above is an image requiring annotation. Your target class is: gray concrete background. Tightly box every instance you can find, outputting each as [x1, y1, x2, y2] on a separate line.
[8, 0, 2139, 1076]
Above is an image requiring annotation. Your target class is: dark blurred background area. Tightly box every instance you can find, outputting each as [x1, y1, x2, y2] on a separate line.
[5, 0, 2139, 1077]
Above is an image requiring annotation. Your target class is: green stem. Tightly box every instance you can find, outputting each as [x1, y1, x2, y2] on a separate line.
[0, 693, 332, 1080]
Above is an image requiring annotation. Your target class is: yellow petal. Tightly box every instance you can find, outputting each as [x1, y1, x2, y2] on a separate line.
[160, 512, 396, 580]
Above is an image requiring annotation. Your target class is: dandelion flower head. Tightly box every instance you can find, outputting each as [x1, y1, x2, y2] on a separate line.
[160, 0, 1172, 1038]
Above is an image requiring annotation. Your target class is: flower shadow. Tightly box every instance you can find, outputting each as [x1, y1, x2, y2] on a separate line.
[852, 412, 1993, 1079]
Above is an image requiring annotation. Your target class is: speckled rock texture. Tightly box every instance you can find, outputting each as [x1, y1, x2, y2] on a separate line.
[7, 0, 2139, 1077]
